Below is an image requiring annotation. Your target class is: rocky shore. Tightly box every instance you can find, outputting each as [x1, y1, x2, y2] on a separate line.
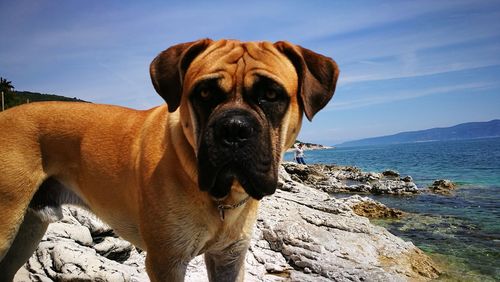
[282, 162, 456, 197]
[15, 165, 441, 281]
[282, 162, 420, 195]
[286, 142, 333, 153]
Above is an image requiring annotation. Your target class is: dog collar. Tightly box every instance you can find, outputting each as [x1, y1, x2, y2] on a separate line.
[216, 196, 251, 221]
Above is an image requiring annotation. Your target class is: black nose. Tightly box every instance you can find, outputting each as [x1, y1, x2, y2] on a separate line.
[216, 115, 254, 147]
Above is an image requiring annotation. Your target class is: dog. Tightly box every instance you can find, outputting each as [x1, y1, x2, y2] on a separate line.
[0, 39, 339, 281]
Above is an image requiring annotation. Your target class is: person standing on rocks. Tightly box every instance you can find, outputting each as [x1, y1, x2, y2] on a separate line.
[295, 143, 306, 164]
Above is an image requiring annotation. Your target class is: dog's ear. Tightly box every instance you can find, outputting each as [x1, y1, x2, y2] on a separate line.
[150, 39, 213, 112]
[274, 41, 340, 121]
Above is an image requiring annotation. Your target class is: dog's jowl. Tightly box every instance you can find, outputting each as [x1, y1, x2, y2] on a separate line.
[0, 39, 339, 281]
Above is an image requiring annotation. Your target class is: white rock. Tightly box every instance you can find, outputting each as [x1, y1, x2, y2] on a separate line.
[16, 166, 439, 281]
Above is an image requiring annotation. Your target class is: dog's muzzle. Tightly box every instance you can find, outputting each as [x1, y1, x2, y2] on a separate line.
[197, 109, 277, 200]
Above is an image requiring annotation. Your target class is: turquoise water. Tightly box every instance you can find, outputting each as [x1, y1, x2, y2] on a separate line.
[285, 137, 500, 281]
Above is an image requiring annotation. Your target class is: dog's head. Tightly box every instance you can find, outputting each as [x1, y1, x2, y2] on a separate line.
[150, 39, 339, 200]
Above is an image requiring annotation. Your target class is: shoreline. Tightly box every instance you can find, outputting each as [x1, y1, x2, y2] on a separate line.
[282, 161, 498, 281]
[285, 144, 334, 153]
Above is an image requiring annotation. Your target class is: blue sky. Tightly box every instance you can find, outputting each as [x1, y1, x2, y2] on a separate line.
[1, 0, 499, 145]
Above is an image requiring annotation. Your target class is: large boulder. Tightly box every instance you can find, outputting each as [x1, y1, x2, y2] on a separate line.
[428, 179, 456, 195]
[382, 170, 400, 178]
[345, 195, 405, 219]
[14, 208, 147, 282]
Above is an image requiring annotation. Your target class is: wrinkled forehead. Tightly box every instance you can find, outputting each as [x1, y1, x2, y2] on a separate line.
[184, 40, 298, 94]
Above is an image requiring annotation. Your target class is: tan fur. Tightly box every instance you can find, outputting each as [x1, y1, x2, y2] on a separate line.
[0, 39, 338, 281]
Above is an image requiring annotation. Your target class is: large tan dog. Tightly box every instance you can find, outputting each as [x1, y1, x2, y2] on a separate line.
[0, 39, 339, 281]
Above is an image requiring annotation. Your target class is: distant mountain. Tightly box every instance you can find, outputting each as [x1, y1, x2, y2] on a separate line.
[2, 90, 87, 110]
[14, 91, 86, 103]
[339, 120, 500, 147]
[0, 91, 86, 110]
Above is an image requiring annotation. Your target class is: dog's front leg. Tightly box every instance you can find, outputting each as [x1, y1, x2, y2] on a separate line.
[145, 252, 190, 282]
[204, 239, 249, 282]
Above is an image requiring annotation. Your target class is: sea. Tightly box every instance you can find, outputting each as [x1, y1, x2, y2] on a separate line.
[284, 137, 500, 281]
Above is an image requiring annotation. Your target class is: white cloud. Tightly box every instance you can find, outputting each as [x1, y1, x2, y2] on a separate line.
[341, 60, 500, 85]
[330, 82, 498, 111]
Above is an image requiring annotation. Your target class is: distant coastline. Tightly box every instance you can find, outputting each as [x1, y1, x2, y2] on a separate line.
[286, 142, 334, 153]
[339, 119, 500, 147]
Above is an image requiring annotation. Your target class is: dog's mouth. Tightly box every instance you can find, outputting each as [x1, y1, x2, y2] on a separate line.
[198, 161, 277, 200]
[196, 127, 278, 200]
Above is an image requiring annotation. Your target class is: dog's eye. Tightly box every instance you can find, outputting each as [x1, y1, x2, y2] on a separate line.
[258, 89, 281, 104]
[199, 89, 212, 100]
[264, 90, 278, 101]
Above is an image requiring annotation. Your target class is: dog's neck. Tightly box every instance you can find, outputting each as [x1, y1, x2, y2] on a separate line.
[212, 180, 253, 221]
[215, 195, 251, 221]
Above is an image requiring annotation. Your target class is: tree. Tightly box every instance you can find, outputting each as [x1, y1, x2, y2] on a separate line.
[0, 77, 22, 110]
[0, 77, 14, 93]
